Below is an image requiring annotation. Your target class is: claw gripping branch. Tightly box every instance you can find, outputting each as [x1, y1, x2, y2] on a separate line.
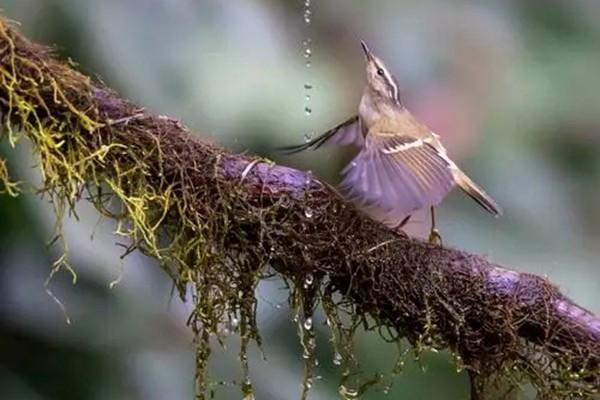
[0, 17, 597, 400]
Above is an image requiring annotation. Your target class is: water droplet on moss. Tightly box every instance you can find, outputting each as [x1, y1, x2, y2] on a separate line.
[304, 171, 312, 186]
[304, 208, 313, 219]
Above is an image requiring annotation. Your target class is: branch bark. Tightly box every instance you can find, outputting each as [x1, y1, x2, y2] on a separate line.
[0, 17, 597, 399]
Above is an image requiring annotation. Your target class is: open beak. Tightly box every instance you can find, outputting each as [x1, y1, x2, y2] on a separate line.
[360, 40, 374, 62]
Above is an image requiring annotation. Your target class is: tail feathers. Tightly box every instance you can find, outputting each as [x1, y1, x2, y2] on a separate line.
[275, 130, 334, 155]
[454, 170, 503, 217]
[275, 115, 361, 155]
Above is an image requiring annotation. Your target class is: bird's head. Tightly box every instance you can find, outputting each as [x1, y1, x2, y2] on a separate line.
[361, 40, 401, 105]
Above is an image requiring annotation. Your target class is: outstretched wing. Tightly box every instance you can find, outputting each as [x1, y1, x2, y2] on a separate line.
[341, 133, 456, 219]
[276, 115, 363, 155]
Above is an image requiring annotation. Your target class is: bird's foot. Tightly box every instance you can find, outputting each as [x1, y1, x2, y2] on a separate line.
[428, 228, 443, 246]
[391, 215, 412, 236]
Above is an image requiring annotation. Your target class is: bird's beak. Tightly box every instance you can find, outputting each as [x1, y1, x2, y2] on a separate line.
[360, 40, 375, 62]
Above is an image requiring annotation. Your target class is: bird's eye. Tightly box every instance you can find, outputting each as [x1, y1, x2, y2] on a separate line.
[377, 68, 385, 76]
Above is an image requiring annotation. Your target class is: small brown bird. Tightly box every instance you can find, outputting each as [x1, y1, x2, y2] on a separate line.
[279, 41, 502, 242]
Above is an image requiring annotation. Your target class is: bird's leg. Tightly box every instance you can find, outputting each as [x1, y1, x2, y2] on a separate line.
[392, 215, 412, 236]
[428, 206, 443, 245]
[399, 214, 412, 228]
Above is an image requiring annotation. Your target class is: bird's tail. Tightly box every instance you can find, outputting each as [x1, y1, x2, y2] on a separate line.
[454, 169, 503, 217]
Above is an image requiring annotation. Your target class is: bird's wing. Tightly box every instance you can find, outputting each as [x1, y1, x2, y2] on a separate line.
[341, 133, 456, 219]
[276, 115, 363, 154]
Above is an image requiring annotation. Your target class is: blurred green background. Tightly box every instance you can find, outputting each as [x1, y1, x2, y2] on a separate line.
[0, 1, 599, 399]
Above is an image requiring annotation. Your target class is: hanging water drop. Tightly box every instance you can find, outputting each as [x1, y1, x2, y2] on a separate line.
[303, 48, 312, 58]
[339, 385, 359, 398]
[303, 317, 313, 330]
[303, 273, 314, 288]
[304, 106, 312, 115]
[304, 83, 313, 90]
[333, 352, 342, 365]
[303, 131, 314, 142]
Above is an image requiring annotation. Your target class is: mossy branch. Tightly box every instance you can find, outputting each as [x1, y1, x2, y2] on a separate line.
[0, 17, 598, 400]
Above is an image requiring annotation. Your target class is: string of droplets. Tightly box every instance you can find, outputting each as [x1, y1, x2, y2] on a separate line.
[302, 0, 314, 143]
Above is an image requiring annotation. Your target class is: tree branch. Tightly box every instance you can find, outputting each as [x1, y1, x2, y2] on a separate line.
[0, 17, 597, 399]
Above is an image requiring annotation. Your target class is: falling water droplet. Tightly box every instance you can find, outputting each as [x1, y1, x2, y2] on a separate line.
[304, 12, 312, 24]
[303, 131, 314, 142]
[333, 352, 342, 365]
[303, 317, 313, 330]
[301, 0, 314, 142]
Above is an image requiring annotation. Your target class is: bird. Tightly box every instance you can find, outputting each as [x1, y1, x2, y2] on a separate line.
[278, 40, 502, 243]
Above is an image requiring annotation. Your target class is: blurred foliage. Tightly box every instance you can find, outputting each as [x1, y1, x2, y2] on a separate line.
[0, 0, 599, 399]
